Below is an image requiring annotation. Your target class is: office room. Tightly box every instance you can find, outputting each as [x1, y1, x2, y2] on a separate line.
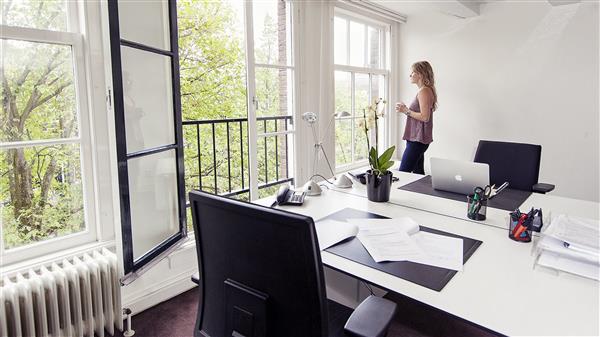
[0, 0, 598, 337]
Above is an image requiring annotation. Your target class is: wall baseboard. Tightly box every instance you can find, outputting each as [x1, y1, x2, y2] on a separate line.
[123, 268, 198, 315]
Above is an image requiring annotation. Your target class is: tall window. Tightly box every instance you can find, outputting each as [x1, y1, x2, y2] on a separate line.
[333, 12, 389, 170]
[251, 0, 295, 199]
[1, 1, 96, 264]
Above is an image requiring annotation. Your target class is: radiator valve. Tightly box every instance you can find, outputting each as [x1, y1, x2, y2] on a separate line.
[123, 308, 135, 337]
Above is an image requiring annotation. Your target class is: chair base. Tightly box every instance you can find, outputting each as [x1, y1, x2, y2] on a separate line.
[328, 299, 354, 337]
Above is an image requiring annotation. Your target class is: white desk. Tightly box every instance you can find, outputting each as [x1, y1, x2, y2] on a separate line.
[261, 173, 599, 336]
[334, 170, 599, 230]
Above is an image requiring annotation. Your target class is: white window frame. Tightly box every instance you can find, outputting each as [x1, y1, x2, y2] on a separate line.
[333, 10, 390, 173]
[244, 0, 297, 200]
[0, 3, 99, 266]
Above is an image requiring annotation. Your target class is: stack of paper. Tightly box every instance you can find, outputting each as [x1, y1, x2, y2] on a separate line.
[536, 214, 600, 280]
[314, 217, 464, 271]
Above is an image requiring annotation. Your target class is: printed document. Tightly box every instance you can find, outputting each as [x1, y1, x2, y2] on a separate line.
[315, 217, 464, 271]
[537, 250, 599, 280]
[349, 218, 464, 271]
[545, 215, 599, 253]
[354, 224, 423, 262]
[410, 232, 464, 271]
[314, 219, 358, 250]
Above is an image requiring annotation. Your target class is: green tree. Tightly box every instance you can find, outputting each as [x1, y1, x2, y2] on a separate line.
[178, 0, 249, 203]
[178, 1, 289, 204]
[1, 1, 83, 248]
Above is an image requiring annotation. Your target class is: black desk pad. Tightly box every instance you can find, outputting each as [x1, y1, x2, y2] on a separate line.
[397, 175, 531, 212]
[322, 208, 482, 292]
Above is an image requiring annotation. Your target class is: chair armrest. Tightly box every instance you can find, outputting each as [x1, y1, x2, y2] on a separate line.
[533, 183, 555, 194]
[344, 295, 397, 337]
[191, 272, 200, 285]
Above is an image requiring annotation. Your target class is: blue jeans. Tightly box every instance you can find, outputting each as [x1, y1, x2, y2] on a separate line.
[399, 141, 430, 174]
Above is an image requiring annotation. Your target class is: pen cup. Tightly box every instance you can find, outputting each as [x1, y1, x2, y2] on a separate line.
[466, 195, 487, 221]
[508, 214, 532, 242]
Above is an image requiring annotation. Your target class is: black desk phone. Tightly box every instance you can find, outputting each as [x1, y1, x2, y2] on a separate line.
[276, 185, 306, 206]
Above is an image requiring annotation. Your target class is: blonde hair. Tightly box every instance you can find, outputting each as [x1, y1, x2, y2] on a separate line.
[412, 61, 438, 111]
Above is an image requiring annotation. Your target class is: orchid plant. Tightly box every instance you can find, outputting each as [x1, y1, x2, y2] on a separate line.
[359, 98, 396, 177]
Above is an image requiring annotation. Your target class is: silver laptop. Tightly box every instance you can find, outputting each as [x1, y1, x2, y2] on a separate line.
[430, 157, 489, 195]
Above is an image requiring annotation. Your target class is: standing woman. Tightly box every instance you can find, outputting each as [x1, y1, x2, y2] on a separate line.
[396, 61, 437, 174]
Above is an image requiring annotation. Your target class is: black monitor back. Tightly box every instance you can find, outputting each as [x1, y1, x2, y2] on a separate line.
[189, 190, 328, 337]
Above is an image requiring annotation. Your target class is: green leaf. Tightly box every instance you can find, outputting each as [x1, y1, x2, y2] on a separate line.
[369, 147, 378, 168]
[377, 146, 395, 167]
[379, 161, 394, 172]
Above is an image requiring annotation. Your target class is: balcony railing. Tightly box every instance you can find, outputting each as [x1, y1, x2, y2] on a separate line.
[183, 115, 293, 200]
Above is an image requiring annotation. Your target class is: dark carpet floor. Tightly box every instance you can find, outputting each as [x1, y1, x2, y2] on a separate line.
[115, 287, 500, 337]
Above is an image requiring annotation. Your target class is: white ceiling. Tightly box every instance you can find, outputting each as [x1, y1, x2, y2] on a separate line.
[370, 0, 486, 18]
[371, 0, 581, 18]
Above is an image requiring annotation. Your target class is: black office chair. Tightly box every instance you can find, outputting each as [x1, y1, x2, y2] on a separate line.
[189, 190, 397, 337]
[474, 140, 555, 193]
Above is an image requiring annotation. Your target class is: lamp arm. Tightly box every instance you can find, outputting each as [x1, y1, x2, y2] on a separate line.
[319, 144, 336, 177]
[321, 113, 336, 144]
[310, 122, 319, 144]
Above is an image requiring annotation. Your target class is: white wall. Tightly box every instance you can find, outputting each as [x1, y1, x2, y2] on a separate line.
[397, 1, 599, 202]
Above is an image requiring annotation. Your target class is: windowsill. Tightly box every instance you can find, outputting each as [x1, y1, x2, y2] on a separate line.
[335, 160, 370, 174]
[169, 233, 197, 257]
[1, 240, 116, 278]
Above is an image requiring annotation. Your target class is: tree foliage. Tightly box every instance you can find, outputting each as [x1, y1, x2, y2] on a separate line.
[1, 1, 83, 249]
[178, 0, 290, 212]
[1, 0, 295, 246]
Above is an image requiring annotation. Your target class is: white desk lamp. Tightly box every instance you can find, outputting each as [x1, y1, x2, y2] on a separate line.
[301, 111, 353, 195]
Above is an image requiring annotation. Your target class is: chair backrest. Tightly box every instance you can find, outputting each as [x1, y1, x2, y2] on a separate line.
[189, 190, 328, 337]
[474, 140, 541, 191]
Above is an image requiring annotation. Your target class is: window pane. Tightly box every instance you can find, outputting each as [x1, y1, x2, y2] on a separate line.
[128, 150, 180, 260]
[372, 75, 386, 151]
[349, 21, 365, 67]
[354, 73, 370, 117]
[354, 118, 368, 162]
[255, 67, 293, 117]
[253, 0, 292, 66]
[121, 46, 175, 153]
[119, 0, 171, 50]
[368, 26, 380, 68]
[1, 143, 84, 249]
[1, 39, 78, 142]
[334, 17, 347, 65]
[335, 119, 351, 167]
[335, 71, 351, 116]
[1, 0, 67, 31]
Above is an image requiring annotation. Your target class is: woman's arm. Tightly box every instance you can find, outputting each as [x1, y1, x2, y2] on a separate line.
[407, 88, 434, 122]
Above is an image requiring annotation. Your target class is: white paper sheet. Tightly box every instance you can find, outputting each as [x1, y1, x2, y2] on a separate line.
[545, 215, 599, 252]
[537, 250, 599, 280]
[349, 218, 464, 271]
[410, 232, 464, 271]
[356, 228, 424, 262]
[314, 219, 358, 250]
[347, 217, 421, 235]
[537, 235, 599, 265]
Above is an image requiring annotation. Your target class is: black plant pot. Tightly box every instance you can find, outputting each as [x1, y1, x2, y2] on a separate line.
[366, 170, 393, 202]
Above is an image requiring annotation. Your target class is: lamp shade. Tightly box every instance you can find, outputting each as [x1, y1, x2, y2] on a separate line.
[335, 111, 351, 118]
[302, 111, 317, 124]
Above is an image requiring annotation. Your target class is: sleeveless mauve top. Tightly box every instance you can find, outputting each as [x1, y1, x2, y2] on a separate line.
[402, 94, 433, 144]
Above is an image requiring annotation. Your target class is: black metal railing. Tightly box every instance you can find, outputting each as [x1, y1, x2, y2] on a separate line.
[182, 115, 293, 199]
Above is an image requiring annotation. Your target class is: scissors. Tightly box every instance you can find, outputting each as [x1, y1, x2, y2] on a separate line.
[474, 185, 493, 200]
